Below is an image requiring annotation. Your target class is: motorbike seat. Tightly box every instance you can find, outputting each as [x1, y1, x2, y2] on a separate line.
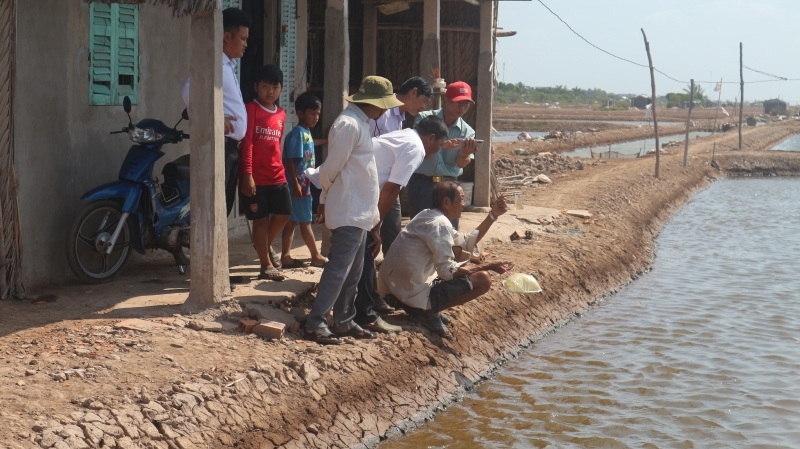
[162, 154, 190, 181]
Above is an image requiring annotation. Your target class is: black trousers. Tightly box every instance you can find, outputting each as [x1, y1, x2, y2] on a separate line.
[224, 137, 240, 216]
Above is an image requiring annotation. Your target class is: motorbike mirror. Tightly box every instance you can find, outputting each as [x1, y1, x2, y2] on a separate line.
[174, 108, 190, 130]
[122, 96, 133, 126]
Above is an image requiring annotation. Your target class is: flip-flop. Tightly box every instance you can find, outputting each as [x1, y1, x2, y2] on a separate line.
[282, 259, 309, 269]
[304, 327, 343, 345]
[257, 267, 285, 281]
[269, 249, 282, 269]
[414, 315, 453, 339]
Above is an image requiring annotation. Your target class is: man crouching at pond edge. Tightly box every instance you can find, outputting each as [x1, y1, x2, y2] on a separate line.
[378, 181, 514, 339]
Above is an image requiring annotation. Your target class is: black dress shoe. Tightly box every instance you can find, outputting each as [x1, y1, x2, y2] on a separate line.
[373, 296, 396, 314]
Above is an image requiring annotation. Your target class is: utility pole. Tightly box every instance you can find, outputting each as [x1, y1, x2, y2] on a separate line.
[683, 79, 694, 167]
[739, 42, 744, 151]
[641, 29, 660, 178]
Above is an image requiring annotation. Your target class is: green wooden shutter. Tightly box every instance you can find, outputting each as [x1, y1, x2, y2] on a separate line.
[89, 3, 113, 105]
[115, 5, 139, 104]
[89, 3, 138, 105]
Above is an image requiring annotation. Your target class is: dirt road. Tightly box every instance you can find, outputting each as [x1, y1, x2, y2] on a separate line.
[0, 122, 798, 449]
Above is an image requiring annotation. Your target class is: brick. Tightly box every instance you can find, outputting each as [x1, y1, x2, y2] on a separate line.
[238, 319, 258, 333]
[252, 321, 285, 340]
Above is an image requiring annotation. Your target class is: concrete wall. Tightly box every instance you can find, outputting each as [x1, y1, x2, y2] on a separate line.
[15, 1, 191, 288]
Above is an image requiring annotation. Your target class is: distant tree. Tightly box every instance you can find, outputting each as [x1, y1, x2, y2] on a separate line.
[683, 83, 707, 105]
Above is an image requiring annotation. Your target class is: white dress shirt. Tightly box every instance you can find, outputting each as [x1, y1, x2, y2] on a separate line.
[181, 53, 247, 141]
[318, 103, 380, 231]
[377, 208, 466, 309]
[369, 98, 405, 137]
[373, 129, 426, 188]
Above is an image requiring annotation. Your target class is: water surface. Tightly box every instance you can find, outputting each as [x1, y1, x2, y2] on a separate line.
[384, 178, 800, 449]
[772, 134, 800, 151]
[563, 131, 712, 158]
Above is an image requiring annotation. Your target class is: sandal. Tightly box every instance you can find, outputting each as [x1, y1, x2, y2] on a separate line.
[310, 257, 328, 268]
[258, 267, 285, 281]
[304, 327, 343, 345]
[414, 316, 453, 340]
[282, 259, 309, 269]
[336, 324, 377, 340]
[269, 249, 282, 269]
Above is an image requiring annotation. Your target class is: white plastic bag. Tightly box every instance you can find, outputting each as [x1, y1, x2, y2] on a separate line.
[502, 273, 542, 294]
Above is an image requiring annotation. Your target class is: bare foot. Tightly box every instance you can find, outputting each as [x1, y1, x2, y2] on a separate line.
[281, 256, 296, 267]
[311, 255, 327, 265]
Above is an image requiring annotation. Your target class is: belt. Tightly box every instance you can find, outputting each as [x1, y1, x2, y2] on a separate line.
[412, 173, 456, 183]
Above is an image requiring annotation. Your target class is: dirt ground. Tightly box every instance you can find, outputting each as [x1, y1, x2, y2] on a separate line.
[494, 104, 768, 123]
[1, 121, 798, 449]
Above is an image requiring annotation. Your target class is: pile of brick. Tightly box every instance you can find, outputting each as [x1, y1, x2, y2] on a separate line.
[493, 154, 584, 178]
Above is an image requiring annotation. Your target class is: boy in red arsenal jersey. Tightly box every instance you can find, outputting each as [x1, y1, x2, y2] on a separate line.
[239, 65, 291, 281]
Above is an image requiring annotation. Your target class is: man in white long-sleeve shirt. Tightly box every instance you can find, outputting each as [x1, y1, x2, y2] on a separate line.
[181, 8, 251, 217]
[303, 76, 403, 345]
[378, 181, 513, 339]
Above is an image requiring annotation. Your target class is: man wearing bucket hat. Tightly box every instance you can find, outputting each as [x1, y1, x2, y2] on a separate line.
[409, 81, 478, 229]
[304, 76, 404, 345]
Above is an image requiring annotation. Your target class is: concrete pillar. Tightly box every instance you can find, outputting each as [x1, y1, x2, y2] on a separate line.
[187, 10, 231, 306]
[473, 0, 495, 208]
[420, 0, 440, 83]
[320, 0, 349, 256]
[362, 3, 377, 77]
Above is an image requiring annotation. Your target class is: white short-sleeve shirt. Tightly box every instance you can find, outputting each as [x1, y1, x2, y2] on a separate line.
[373, 129, 426, 189]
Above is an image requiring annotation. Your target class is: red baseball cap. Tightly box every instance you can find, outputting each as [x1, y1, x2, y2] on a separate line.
[445, 81, 474, 103]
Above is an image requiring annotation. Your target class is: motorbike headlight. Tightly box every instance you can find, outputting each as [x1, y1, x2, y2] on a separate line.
[129, 127, 165, 143]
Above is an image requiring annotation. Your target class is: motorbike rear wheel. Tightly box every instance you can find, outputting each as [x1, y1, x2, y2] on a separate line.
[67, 200, 132, 284]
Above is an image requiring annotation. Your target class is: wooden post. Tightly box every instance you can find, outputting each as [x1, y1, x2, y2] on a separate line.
[641, 29, 660, 178]
[683, 79, 694, 167]
[738, 42, 744, 151]
[320, 0, 349, 256]
[362, 3, 377, 77]
[473, 0, 495, 207]
[322, 0, 349, 139]
[187, 10, 231, 307]
[420, 0, 440, 83]
[296, 0, 309, 93]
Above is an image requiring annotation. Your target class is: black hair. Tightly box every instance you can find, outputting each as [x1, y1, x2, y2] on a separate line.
[223, 8, 253, 34]
[295, 92, 322, 112]
[254, 64, 283, 87]
[398, 76, 433, 98]
[414, 115, 448, 141]
[432, 180, 461, 210]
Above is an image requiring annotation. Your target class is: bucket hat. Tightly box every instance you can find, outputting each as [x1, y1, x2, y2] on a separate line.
[347, 76, 405, 109]
[445, 81, 475, 103]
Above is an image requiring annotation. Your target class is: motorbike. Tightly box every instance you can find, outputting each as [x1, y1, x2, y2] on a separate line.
[67, 96, 192, 284]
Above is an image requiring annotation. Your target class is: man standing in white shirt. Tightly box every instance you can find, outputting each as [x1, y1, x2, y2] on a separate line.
[304, 76, 403, 345]
[354, 116, 449, 333]
[181, 8, 251, 218]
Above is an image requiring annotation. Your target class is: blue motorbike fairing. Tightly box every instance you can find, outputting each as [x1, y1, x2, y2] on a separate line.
[119, 145, 165, 182]
[80, 180, 143, 213]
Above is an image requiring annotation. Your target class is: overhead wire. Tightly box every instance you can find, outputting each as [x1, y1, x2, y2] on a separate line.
[536, 0, 800, 86]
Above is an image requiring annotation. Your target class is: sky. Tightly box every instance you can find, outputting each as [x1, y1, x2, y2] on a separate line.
[496, 1, 800, 103]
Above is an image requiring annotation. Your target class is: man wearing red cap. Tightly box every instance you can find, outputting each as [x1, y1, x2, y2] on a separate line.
[409, 81, 477, 229]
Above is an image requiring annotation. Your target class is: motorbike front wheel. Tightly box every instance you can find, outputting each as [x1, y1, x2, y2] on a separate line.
[67, 200, 132, 284]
